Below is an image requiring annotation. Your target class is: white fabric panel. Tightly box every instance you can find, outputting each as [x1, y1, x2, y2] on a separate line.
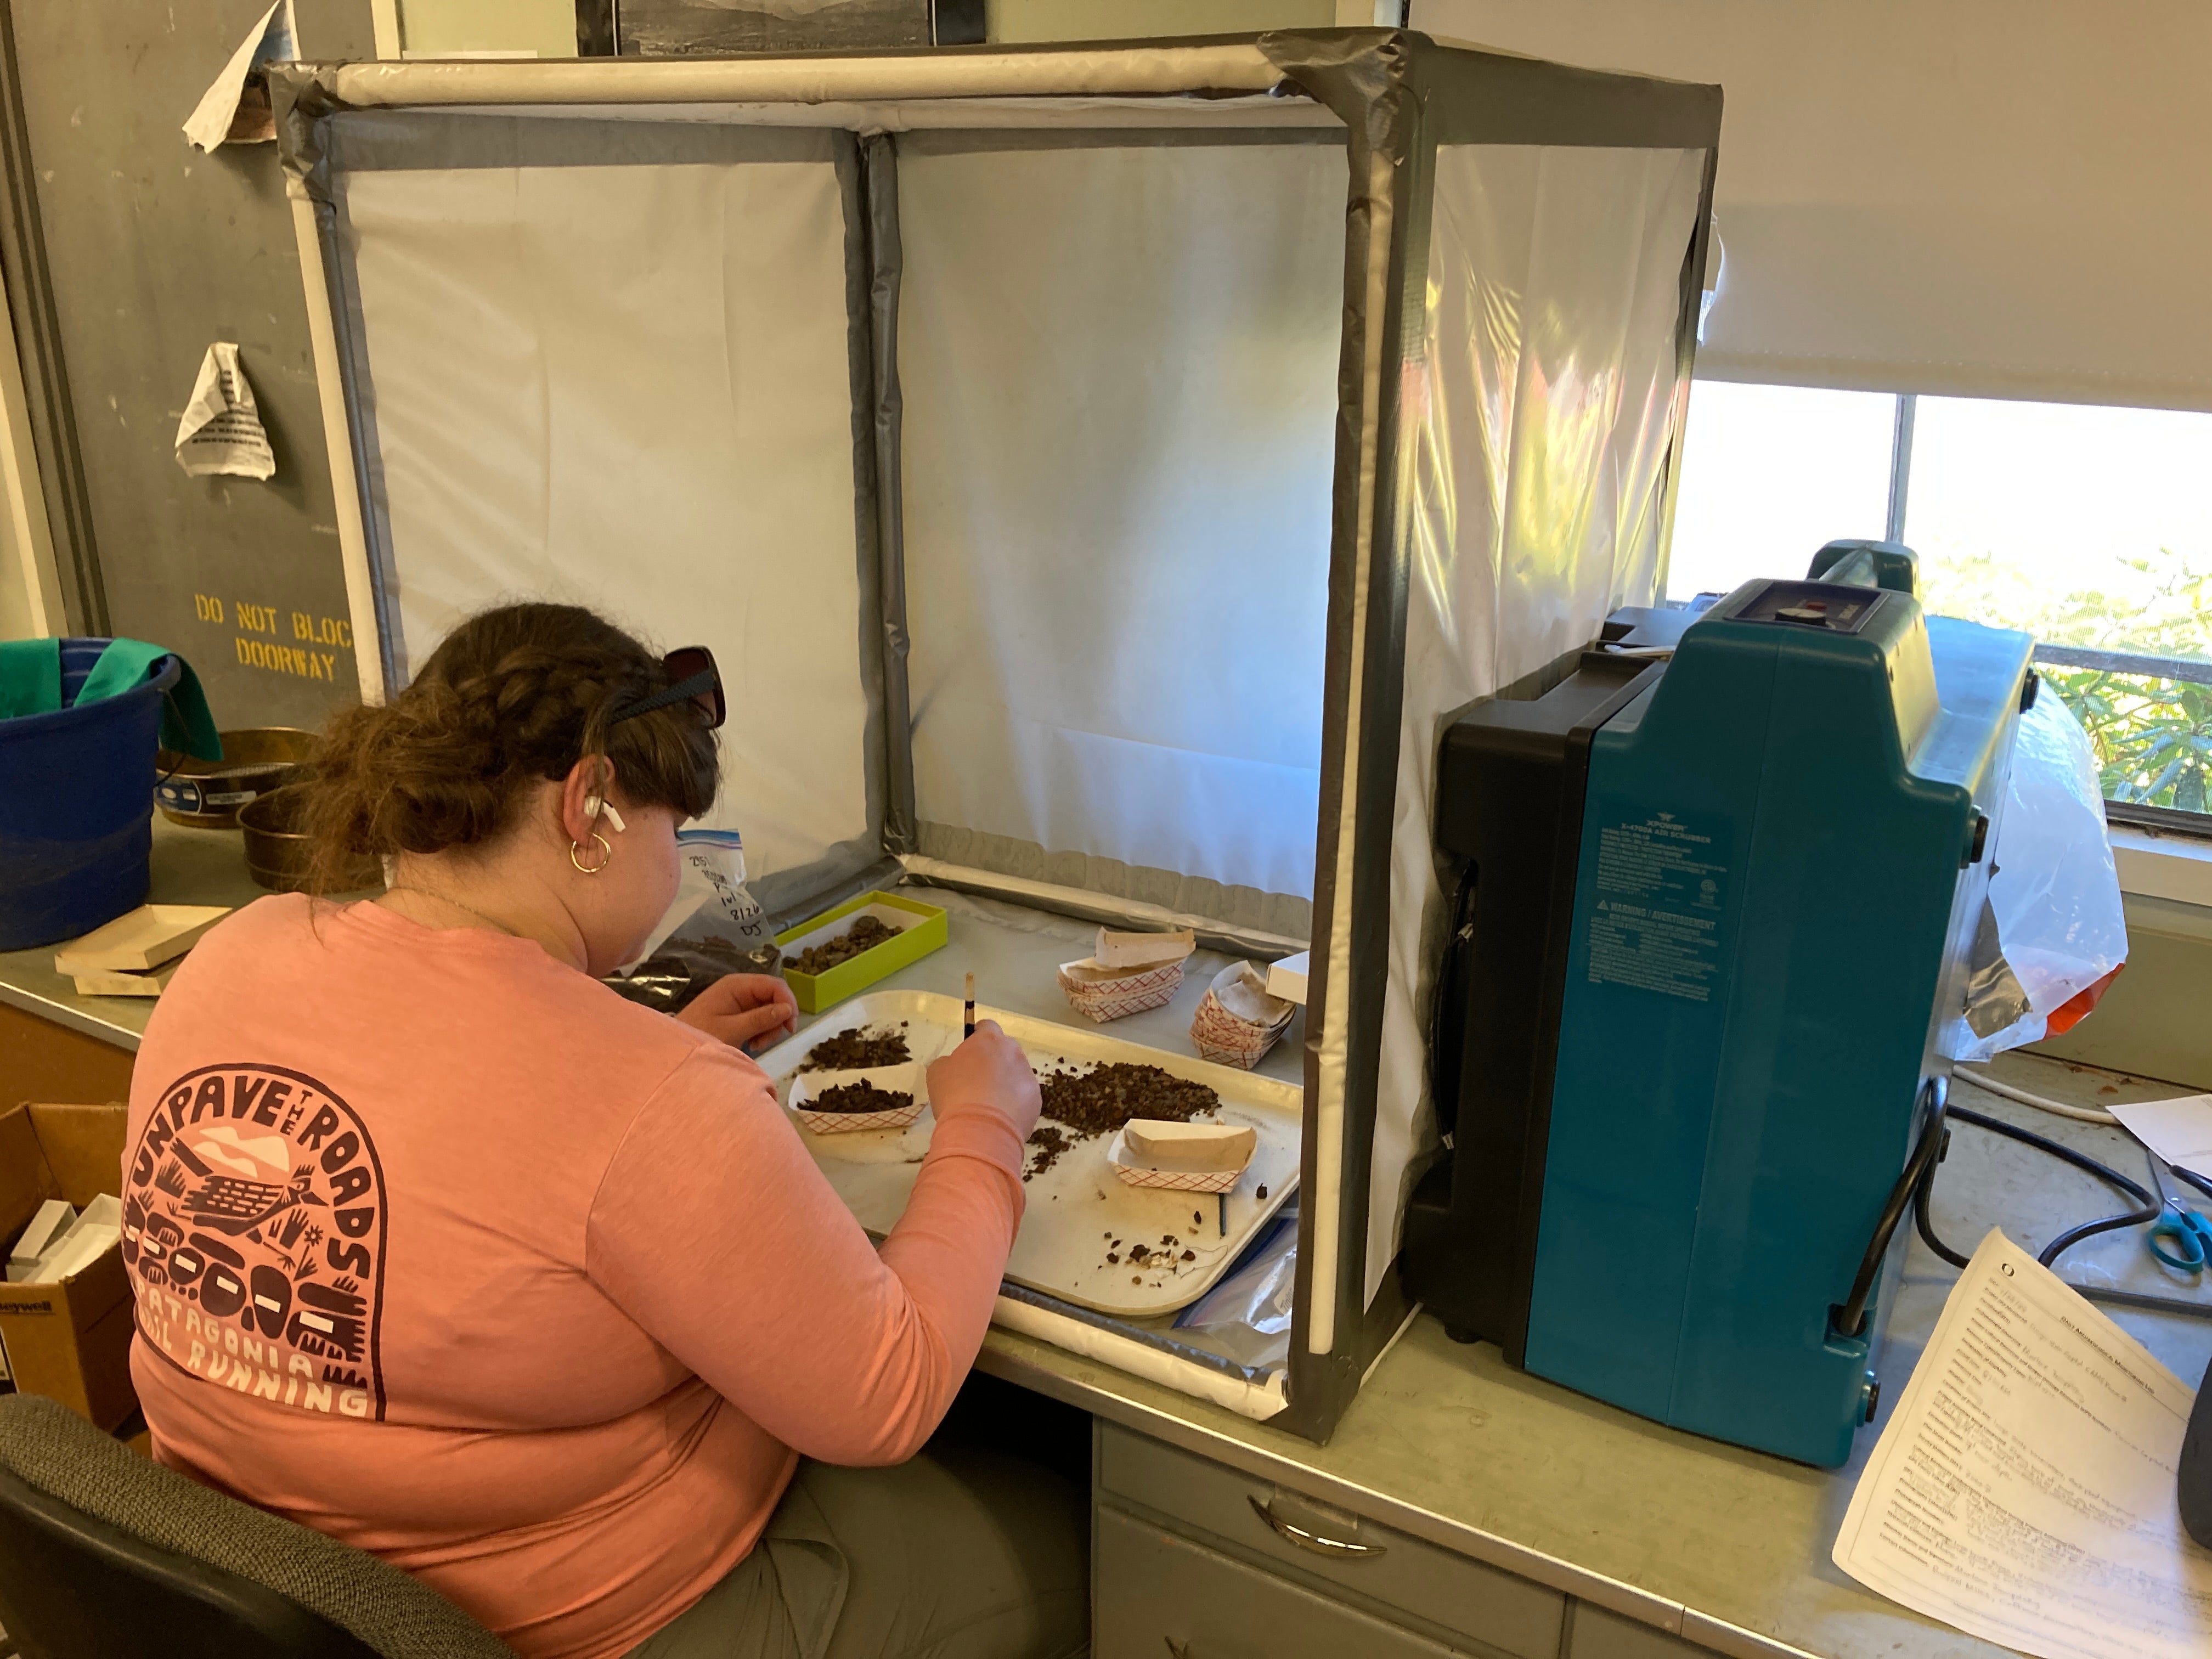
[1419, 0, 2212, 410]
[1365, 143, 1707, 1304]
[339, 156, 872, 885]
[900, 141, 1342, 907]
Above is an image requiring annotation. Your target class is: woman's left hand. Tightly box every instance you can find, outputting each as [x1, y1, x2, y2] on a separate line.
[676, 973, 799, 1054]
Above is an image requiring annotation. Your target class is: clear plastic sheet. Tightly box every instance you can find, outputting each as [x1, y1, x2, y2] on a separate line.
[1365, 143, 1709, 1303]
[1173, 1201, 1299, 1372]
[1953, 692, 2129, 1060]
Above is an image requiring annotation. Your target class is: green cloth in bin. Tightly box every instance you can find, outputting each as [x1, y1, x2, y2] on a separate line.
[0, 638, 60, 719]
[0, 637, 223, 760]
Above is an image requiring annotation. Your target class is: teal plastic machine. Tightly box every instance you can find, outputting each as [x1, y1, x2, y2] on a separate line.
[1402, 543, 2036, 1466]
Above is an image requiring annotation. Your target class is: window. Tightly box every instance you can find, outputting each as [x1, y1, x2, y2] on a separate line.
[1667, 382, 1894, 604]
[1669, 383, 2212, 824]
[1909, 398, 2212, 820]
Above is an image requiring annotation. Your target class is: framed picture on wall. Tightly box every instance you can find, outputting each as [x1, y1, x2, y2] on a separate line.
[575, 0, 986, 57]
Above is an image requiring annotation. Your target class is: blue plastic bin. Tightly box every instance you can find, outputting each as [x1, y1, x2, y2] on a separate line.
[0, 638, 179, 951]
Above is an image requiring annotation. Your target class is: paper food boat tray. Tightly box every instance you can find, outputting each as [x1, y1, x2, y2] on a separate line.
[1105, 1128, 1250, 1195]
[756, 990, 1301, 1321]
[787, 1062, 929, 1135]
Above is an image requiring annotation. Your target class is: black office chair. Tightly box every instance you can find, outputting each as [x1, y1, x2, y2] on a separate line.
[0, 1393, 511, 1658]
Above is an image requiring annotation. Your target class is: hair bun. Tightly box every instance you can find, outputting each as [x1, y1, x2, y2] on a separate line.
[300, 603, 719, 891]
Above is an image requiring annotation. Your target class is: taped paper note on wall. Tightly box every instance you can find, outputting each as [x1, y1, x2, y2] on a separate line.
[1833, 1228, 2212, 1659]
[175, 344, 275, 481]
[182, 0, 294, 151]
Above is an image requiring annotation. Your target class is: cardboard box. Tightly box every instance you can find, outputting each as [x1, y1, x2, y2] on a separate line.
[0, 1102, 136, 1429]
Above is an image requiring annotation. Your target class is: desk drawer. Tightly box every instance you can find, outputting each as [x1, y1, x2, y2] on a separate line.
[1098, 1424, 1564, 1659]
[1097, 1504, 1469, 1659]
[1567, 1604, 1711, 1659]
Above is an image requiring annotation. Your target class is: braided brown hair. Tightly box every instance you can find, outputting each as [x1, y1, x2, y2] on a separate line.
[303, 603, 718, 893]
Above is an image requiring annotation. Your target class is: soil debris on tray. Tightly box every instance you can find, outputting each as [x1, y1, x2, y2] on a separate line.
[1024, 1124, 1072, 1182]
[800, 1025, 912, 1072]
[806, 1081, 913, 1115]
[785, 915, 900, 977]
[1036, 1061, 1218, 1138]
[1023, 1060, 1223, 1198]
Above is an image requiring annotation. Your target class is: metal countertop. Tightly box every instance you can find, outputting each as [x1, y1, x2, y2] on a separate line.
[980, 1060, 2212, 1659]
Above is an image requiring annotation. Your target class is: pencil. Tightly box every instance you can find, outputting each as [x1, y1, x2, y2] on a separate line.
[964, 971, 975, 1039]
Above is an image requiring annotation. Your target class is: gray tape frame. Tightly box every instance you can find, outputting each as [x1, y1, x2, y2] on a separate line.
[893, 126, 1344, 157]
[861, 133, 918, 855]
[313, 185, 404, 694]
[1254, 30, 1724, 1441]
[313, 112, 893, 916]
[834, 132, 895, 881]
[280, 30, 1725, 1445]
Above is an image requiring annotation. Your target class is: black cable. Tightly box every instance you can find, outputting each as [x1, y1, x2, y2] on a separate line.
[1912, 1095, 2212, 1320]
[1837, 1079, 1949, 1339]
[1426, 865, 1479, 1138]
[2067, 1284, 2212, 1323]
[1911, 1129, 1971, 1269]
[1941, 1102, 2159, 1269]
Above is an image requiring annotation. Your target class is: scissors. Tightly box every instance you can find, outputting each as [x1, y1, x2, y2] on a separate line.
[2147, 1162, 2212, 1273]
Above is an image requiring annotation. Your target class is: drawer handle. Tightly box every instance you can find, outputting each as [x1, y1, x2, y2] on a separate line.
[1246, 1494, 1385, 1559]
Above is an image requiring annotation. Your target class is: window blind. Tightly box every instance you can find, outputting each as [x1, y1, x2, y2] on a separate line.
[1413, 1, 2212, 410]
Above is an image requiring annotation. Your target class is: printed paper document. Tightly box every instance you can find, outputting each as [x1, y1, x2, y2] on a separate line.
[1833, 1228, 2212, 1659]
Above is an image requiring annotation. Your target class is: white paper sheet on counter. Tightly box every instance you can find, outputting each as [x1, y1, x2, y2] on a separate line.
[2112, 1094, 2212, 1178]
[1833, 1228, 2212, 1659]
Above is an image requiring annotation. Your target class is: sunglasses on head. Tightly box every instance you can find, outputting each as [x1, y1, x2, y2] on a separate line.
[608, 645, 726, 730]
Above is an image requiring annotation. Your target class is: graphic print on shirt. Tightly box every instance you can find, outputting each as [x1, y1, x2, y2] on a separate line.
[123, 1063, 389, 1421]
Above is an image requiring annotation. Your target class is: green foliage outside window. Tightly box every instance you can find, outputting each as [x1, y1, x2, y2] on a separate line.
[1919, 554, 2212, 814]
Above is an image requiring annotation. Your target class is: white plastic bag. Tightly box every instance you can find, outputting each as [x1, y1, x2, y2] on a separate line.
[1956, 692, 2129, 1060]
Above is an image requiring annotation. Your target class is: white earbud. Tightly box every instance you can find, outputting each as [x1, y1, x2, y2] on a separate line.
[584, 797, 628, 834]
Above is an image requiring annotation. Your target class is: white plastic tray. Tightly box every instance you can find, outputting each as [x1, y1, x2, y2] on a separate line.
[755, 990, 1301, 1318]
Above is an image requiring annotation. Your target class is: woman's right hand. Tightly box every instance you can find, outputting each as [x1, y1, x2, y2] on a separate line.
[927, 1020, 1041, 1141]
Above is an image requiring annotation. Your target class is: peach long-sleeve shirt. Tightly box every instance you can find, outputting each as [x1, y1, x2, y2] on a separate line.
[122, 895, 1024, 1659]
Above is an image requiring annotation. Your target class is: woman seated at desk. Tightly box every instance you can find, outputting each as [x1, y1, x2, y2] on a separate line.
[121, 603, 1085, 1659]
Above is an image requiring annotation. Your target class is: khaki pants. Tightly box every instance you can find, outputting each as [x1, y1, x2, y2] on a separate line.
[625, 1444, 1089, 1659]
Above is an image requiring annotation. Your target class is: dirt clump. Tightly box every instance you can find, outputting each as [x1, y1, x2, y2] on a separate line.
[806, 1080, 913, 1114]
[1024, 1123, 1073, 1181]
[785, 915, 899, 976]
[1036, 1062, 1217, 1138]
[1024, 1062, 1218, 1179]
[801, 1025, 911, 1071]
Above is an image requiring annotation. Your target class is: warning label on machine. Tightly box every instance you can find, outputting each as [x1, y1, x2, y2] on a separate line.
[1586, 813, 1728, 1002]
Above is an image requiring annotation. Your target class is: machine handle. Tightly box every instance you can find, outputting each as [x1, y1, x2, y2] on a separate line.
[1247, 1494, 1385, 1559]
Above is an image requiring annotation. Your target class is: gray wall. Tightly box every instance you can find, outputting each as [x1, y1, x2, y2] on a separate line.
[8, 0, 373, 729]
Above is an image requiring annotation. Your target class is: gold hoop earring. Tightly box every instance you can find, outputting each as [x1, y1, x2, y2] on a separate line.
[569, 832, 612, 875]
